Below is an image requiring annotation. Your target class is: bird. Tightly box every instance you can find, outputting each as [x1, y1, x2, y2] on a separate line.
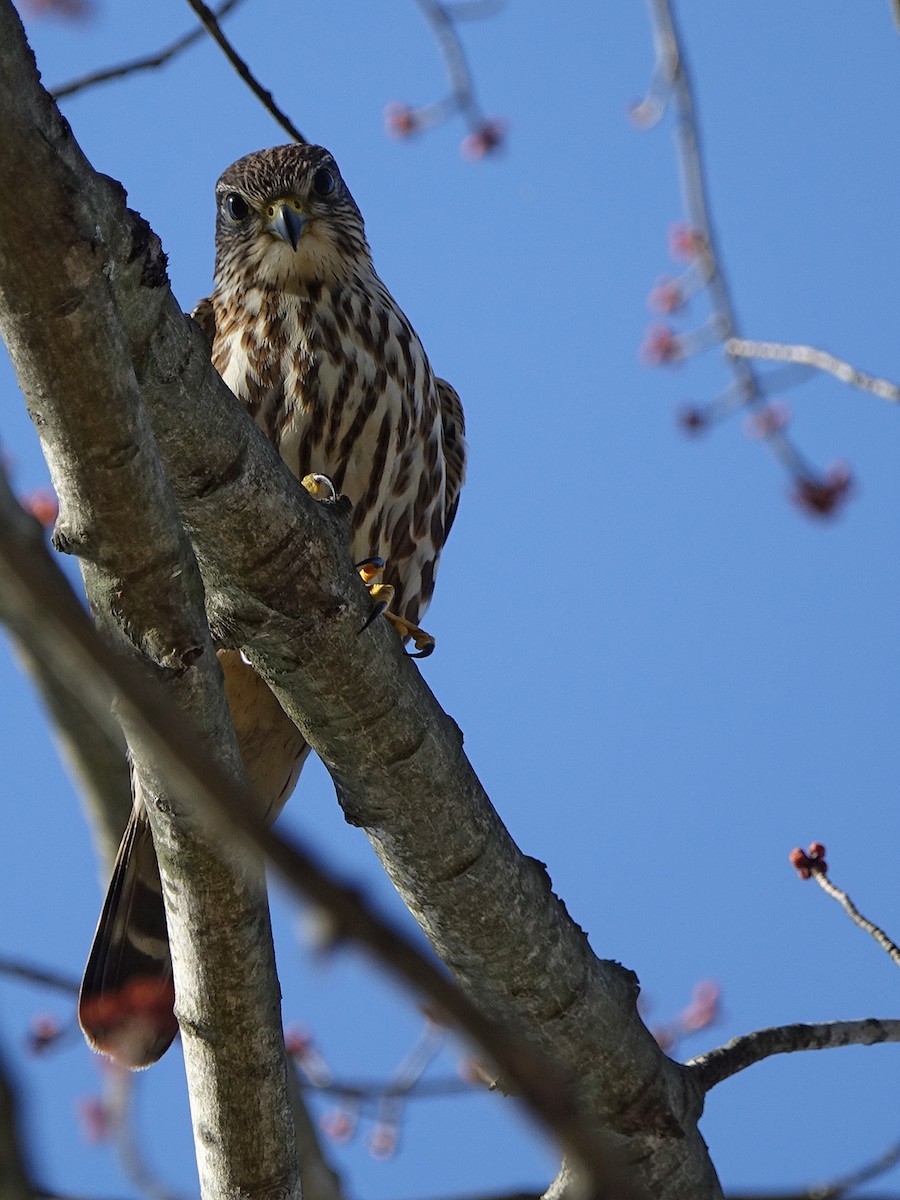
[78, 143, 466, 1068]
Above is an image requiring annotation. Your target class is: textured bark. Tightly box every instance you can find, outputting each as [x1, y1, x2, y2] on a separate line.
[0, 8, 300, 1199]
[688, 1018, 900, 1092]
[0, 470, 638, 1199]
[0, 4, 721, 1196]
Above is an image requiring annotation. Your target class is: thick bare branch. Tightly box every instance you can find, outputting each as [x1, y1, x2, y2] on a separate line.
[0, 467, 642, 1199]
[0, 7, 300, 1197]
[687, 1019, 900, 1093]
[0, 6, 723, 1194]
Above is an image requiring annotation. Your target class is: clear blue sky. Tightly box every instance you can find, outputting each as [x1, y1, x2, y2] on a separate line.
[2, 2, 900, 1196]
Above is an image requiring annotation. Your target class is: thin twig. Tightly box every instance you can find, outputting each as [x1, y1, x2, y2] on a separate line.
[183, 0, 305, 143]
[442, 1, 507, 18]
[284, 1057, 346, 1200]
[810, 870, 900, 969]
[300, 1075, 474, 1104]
[727, 338, 900, 404]
[643, 0, 833, 490]
[51, 0, 244, 99]
[398, 1194, 540, 1200]
[388, 0, 506, 153]
[805, 1135, 900, 1199]
[0, 1049, 33, 1200]
[104, 1070, 186, 1200]
[414, 0, 488, 126]
[686, 1018, 900, 1093]
[0, 957, 79, 996]
[726, 1132, 900, 1200]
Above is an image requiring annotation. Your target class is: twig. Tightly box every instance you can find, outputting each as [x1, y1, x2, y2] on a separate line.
[51, 0, 244, 99]
[789, 844, 900, 970]
[726, 1132, 900, 1199]
[183, 0, 305, 143]
[399, 1194, 540, 1200]
[387, 1, 505, 156]
[103, 1070, 186, 1200]
[687, 1018, 900, 1092]
[816, 868, 900, 960]
[414, 0, 489, 127]
[6, 628, 130, 871]
[803, 1135, 900, 1199]
[812, 874, 900, 969]
[0, 957, 79, 996]
[726, 338, 900, 404]
[300, 1075, 474, 1104]
[642, 0, 852, 509]
[0, 1049, 33, 1200]
[285, 1057, 346, 1200]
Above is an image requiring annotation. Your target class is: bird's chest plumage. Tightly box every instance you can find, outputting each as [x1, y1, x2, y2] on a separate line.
[211, 281, 445, 621]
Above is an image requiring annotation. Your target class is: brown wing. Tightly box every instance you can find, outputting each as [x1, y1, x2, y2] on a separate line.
[191, 295, 217, 347]
[437, 378, 466, 541]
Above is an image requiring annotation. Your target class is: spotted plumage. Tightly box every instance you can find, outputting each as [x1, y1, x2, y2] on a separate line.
[79, 143, 465, 1068]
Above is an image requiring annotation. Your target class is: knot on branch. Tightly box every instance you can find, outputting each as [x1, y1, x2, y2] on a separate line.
[126, 209, 168, 289]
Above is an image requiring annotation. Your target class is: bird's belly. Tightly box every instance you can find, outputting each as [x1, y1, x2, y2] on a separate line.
[218, 332, 442, 623]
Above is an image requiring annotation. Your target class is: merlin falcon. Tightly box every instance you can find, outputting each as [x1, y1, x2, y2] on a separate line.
[79, 143, 466, 1067]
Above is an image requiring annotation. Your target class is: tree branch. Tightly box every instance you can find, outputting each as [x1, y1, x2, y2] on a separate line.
[641, 0, 845, 505]
[726, 339, 900, 405]
[285, 1058, 347, 1200]
[183, 0, 305, 142]
[0, 6, 300, 1196]
[51, 0, 245, 100]
[0, 6, 723, 1195]
[727, 1133, 900, 1200]
[0, 958, 78, 996]
[0, 1051, 34, 1200]
[0, 466, 643, 1199]
[687, 1019, 900, 1092]
[4, 628, 131, 871]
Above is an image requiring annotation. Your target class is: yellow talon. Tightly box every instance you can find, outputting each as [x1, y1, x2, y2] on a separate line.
[356, 560, 435, 656]
[384, 612, 435, 658]
[356, 558, 385, 587]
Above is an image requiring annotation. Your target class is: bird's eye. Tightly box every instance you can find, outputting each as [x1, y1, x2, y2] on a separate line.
[311, 167, 336, 198]
[224, 193, 250, 222]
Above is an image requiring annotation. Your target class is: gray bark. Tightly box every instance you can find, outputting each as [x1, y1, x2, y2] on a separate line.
[0, 3, 723, 1196]
[0, 7, 300, 1198]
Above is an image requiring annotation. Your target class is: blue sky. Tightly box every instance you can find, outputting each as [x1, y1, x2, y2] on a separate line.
[2, 2, 900, 1196]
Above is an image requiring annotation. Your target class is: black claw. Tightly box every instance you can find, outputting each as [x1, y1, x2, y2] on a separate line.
[354, 555, 384, 572]
[358, 601, 389, 635]
[406, 643, 435, 659]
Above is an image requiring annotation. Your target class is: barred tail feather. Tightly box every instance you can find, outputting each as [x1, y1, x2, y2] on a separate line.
[78, 806, 178, 1069]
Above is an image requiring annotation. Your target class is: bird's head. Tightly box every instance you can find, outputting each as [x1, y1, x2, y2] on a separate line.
[213, 143, 370, 290]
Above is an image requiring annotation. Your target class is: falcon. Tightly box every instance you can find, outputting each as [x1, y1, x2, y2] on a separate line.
[79, 143, 466, 1067]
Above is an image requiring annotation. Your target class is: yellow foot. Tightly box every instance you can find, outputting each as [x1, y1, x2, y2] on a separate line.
[384, 611, 435, 659]
[301, 473, 337, 501]
[355, 558, 435, 658]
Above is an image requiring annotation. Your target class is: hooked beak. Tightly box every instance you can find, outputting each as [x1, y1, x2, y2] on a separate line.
[269, 203, 307, 251]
